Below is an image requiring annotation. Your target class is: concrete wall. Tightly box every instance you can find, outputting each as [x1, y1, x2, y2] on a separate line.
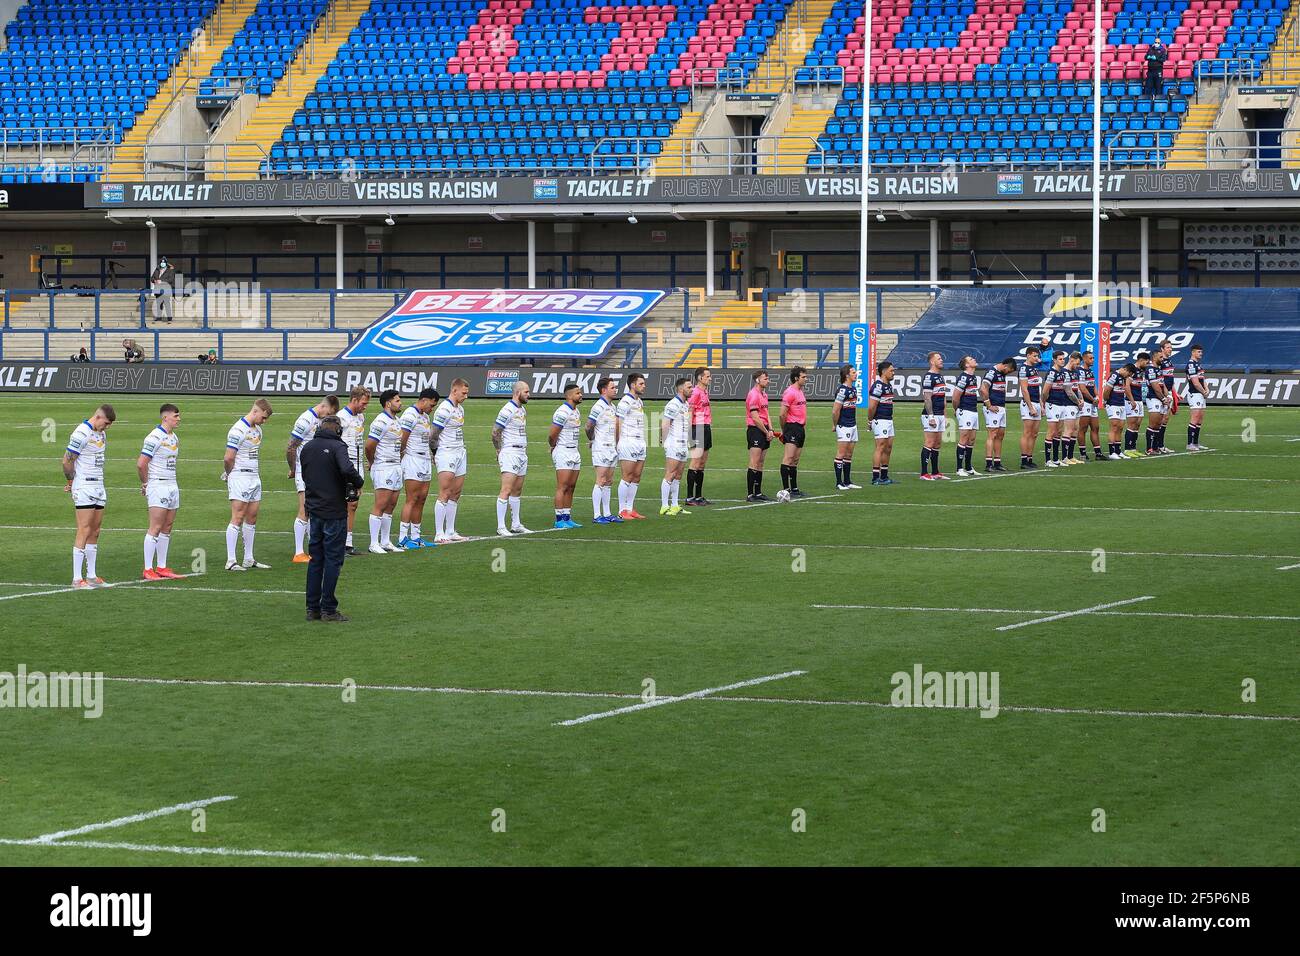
[0, 0, 28, 54]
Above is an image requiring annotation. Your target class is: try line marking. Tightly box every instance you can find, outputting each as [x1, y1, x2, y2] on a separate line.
[995, 596, 1156, 631]
[555, 670, 808, 726]
[811, 603, 1300, 623]
[0, 794, 419, 864]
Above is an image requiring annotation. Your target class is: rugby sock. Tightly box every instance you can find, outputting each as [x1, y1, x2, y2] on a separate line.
[368, 514, 381, 546]
[592, 485, 603, 518]
[242, 524, 255, 562]
[627, 482, 639, 512]
[1043, 440, 1051, 462]
[600, 485, 612, 516]
[789, 467, 798, 490]
[446, 500, 458, 535]
[85, 544, 97, 579]
[834, 459, 844, 485]
[752, 469, 763, 495]
[672, 478, 681, 506]
[144, 534, 157, 569]
[226, 524, 240, 562]
[872, 467, 881, 483]
[411, 523, 421, 542]
[1157, 425, 1167, 449]
[434, 501, 446, 536]
[156, 533, 170, 568]
[781, 464, 792, 488]
[696, 470, 705, 499]
[1094, 445, 1103, 459]
[497, 498, 509, 529]
[400, 522, 411, 541]
[993, 458, 1002, 469]
[745, 468, 755, 495]
[1125, 429, 1137, 450]
[73, 547, 85, 582]
[1065, 439, 1076, 460]
[1145, 428, 1154, 451]
[661, 480, 671, 509]
[380, 513, 393, 546]
[985, 456, 993, 471]
[1050, 439, 1060, 462]
[843, 461, 851, 484]
[617, 480, 628, 511]
[346, 531, 353, 547]
[919, 450, 929, 476]
[509, 496, 521, 525]
[293, 517, 309, 554]
[881, 466, 890, 481]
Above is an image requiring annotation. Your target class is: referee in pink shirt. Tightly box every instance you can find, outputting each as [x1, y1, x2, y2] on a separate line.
[745, 370, 776, 501]
[686, 367, 712, 506]
[779, 366, 809, 497]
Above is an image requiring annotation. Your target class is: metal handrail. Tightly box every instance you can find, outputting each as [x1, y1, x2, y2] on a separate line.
[588, 133, 824, 175]
[1105, 126, 1294, 168]
[142, 141, 269, 179]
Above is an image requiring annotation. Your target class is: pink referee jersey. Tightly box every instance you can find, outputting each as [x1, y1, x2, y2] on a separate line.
[746, 386, 770, 427]
[688, 384, 712, 425]
[781, 384, 807, 424]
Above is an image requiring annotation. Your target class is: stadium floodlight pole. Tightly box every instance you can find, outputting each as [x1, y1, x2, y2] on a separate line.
[858, 0, 872, 327]
[1091, 0, 1102, 322]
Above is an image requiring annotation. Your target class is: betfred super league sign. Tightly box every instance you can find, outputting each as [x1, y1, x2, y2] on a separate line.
[339, 289, 665, 361]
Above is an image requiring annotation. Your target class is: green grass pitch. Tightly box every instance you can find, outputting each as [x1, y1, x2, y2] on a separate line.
[0, 393, 1296, 866]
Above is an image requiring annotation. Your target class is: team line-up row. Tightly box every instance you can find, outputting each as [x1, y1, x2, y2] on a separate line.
[56, 346, 1211, 585]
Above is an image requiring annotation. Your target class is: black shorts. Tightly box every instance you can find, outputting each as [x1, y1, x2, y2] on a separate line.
[688, 423, 712, 451]
[747, 425, 770, 450]
[783, 422, 806, 448]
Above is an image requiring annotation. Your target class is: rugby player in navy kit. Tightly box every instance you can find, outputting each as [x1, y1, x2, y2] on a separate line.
[866, 361, 897, 485]
[920, 352, 949, 480]
[1076, 349, 1101, 461]
[1185, 343, 1209, 450]
[979, 358, 1014, 472]
[831, 364, 862, 490]
[950, 356, 980, 476]
[1102, 363, 1134, 459]
[1141, 350, 1169, 455]
[1042, 350, 1081, 468]
[1017, 346, 1043, 469]
[1155, 339, 1178, 454]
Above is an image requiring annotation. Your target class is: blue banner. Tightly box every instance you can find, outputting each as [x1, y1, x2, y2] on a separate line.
[885, 288, 1300, 371]
[848, 322, 875, 405]
[339, 289, 666, 361]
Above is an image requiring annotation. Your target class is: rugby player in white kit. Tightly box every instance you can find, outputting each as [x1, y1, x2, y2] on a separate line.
[585, 376, 621, 524]
[398, 387, 440, 549]
[63, 404, 116, 587]
[222, 398, 273, 571]
[659, 376, 692, 515]
[337, 386, 370, 555]
[492, 381, 532, 536]
[429, 378, 470, 543]
[549, 382, 584, 529]
[137, 402, 183, 579]
[364, 389, 405, 554]
[615, 372, 648, 520]
[287, 394, 339, 562]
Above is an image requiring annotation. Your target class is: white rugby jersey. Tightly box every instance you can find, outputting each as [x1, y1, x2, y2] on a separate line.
[290, 406, 321, 444]
[367, 409, 403, 466]
[225, 416, 262, 472]
[140, 424, 179, 482]
[338, 405, 366, 452]
[398, 405, 433, 460]
[551, 401, 582, 449]
[616, 393, 645, 443]
[66, 420, 107, 481]
[587, 396, 616, 445]
[494, 399, 528, 447]
[662, 394, 689, 445]
[431, 398, 465, 450]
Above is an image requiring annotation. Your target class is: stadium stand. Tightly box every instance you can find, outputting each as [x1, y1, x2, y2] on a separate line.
[0, 0, 220, 182]
[200, 0, 330, 97]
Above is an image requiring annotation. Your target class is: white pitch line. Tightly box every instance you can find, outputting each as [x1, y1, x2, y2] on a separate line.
[996, 595, 1156, 632]
[714, 494, 842, 511]
[811, 604, 1300, 622]
[0, 838, 420, 863]
[0, 484, 749, 504]
[1278, 563, 1300, 571]
[556, 670, 807, 726]
[104, 675, 641, 701]
[19, 795, 237, 845]
[0, 573, 203, 603]
[805, 500, 1300, 517]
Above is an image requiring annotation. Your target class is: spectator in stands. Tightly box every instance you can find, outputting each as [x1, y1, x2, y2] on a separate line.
[198, 349, 219, 364]
[104, 260, 124, 290]
[123, 338, 145, 363]
[1144, 39, 1168, 99]
[150, 255, 176, 323]
[71, 348, 90, 363]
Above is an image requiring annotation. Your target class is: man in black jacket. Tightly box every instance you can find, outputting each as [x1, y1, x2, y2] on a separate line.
[1144, 39, 1167, 98]
[300, 415, 364, 622]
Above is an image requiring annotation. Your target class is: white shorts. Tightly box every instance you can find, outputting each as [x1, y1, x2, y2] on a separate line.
[1079, 403, 1097, 418]
[1106, 403, 1127, 419]
[294, 464, 305, 494]
[498, 447, 528, 477]
[71, 477, 107, 508]
[1187, 393, 1206, 409]
[665, 442, 688, 463]
[1145, 398, 1167, 415]
[982, 407, 1007, 429]
[1061, 405, 1079, 421]
[552, 446, 582, 471]
[591, 443, 618, 469]
[956, 410, 979, 431]
[435, 446, 467, 477]
[146, 480, 180, 510]
[871, 419, 895, 440]
[617, 442, 647, 463]
[1124, 401, 1142, 419]
[227, 471, 262, 502]
[1019, 401, 1041, 422]
[401, 455, 432, 483]
[1045, 404, 1067, 423]
[371, 462, 403, 492]
[921, 414, 944, 433]
[835, 424, 859, 443]
[345, 445, 365, 480]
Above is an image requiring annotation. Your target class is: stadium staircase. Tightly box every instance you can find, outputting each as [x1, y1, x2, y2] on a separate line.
[650, 101, 707, 174]
[746, 0, 837, 94]
[1164, 101, 1218, 166]
[215, 0, 370, 178]
[1260, 1, 1300, 82]
[107, 0, 260, 179]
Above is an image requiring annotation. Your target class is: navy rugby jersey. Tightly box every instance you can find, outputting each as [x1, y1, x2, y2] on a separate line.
[1044, 366, 1072, 405]
[834, 381, 858, 428]
[1104, 370, 1127, 406]
[1186, 359, 1203, 380]
[953, 372, 979, 411]
[1143, 363, 1162, 397]
[1075, 366, 1096, 402]
[1018, 359, 1042, 403]
[868, 379, 894, 420]
[1158, 355, 1176, 390]
[981, 367, 1007, 407]
[921, 372, 947, 416]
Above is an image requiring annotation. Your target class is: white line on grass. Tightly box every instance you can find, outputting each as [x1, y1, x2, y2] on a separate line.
[555, 670, 808, 726]
[0, 838, 419, 863]
[0, 573, 203, 603]
[89, 674, 1300, 724]
[811, 603, 1300, 622]
[805, 501, 1300, 517]
[995, 596, 1156, 632]
[1278, 563, 1300, 571]
[19, 795, 237, 845]
[714, 494, 842, 511]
